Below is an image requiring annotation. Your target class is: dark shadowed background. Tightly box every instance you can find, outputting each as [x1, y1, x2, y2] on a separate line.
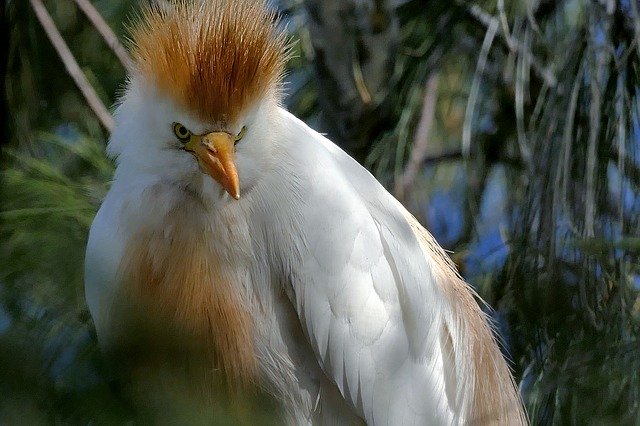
[2, 0, 640, 424]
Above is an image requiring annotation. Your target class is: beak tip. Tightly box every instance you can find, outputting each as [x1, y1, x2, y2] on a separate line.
[196, 132, 242, 201]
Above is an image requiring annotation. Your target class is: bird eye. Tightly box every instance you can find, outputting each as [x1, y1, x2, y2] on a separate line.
[173, 122, 191, 142]
[234, 126, 247, 145]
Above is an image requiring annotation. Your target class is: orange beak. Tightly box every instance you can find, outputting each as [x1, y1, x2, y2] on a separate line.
[185, 132, 240, 200]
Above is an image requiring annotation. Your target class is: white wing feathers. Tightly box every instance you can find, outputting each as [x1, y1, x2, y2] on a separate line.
[279, 109, 524, 425]
[86, 105, 524, 425]
[279, 113, 454, 424]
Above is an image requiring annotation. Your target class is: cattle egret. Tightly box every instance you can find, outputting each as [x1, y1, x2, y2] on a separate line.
[84, 1, 527, 424]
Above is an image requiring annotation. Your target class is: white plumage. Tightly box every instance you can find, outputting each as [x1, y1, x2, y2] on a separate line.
[84, 2, 526, 424]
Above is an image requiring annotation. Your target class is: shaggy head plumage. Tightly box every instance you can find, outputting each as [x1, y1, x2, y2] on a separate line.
[130, 0, 288, 125]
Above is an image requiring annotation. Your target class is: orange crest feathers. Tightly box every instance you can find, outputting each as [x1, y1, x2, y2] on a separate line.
[130, 0, 288, 125]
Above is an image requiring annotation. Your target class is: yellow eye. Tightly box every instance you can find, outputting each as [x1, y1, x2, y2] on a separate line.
[173, 122, 191, 142]
[234, 126, 247, 145]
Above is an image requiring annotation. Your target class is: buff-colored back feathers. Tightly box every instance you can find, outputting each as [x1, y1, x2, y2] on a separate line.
[402, 211, 527, 425]
[130, 0, 288, 125]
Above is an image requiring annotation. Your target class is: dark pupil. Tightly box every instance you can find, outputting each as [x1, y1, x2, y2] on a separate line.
[176, 126, 189, 139]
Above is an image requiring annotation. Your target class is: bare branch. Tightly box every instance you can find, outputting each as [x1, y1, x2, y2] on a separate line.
[514, 27, 533, 170]
[419, 150, 463, 167]
[395, 72, 439, 201]
[72, 0, 134, 73]
[464, 2, 557, 89]
[584, 18, 609, 238]
[462, 15, 498, 157]
[29, 0, 114, 132]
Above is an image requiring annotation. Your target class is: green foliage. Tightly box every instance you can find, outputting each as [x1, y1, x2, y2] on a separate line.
[0, 131, 130, 422]
[483, 2, 640, 423]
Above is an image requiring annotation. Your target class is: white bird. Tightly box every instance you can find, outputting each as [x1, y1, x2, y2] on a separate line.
[84, 1, 527, 424]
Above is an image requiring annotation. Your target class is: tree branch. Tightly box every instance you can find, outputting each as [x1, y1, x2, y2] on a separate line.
[423, 150, 464, 165]
[29, 0, 114, 132]
[395, 72, 439, 201]
[463, 2, 558, 89]
[72, 0, 134, 73]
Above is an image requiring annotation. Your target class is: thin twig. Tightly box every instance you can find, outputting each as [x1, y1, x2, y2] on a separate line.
[525, 0, 541, 34]
[462, 15, 498, 156]
[395, 73, 439, 201]
[514, 27, 533, 170]
[423, 150, 463, 165]
[72, 0, 134, 73]
[465, 2, 557, 89]
[585, 19, 608, 238]
[615, 75, 627, 228]
[497, 0, 512, 48]
[30, 0, 114, 132]
[352, 53, 372, 105]
[558, 59, 585, 237]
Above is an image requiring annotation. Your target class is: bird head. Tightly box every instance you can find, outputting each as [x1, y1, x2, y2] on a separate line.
[107, 0, 288, 202]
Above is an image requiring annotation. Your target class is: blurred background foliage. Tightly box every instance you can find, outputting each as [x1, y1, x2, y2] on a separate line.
[1, 0, 640, 424]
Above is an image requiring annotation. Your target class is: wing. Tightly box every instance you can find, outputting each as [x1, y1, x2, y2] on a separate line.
[279, 112, 459, 425]
[278, 109, 525, 426]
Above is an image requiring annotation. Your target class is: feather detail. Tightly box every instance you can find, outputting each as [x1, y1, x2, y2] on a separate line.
[401, 210, 528, 425]
[109, 204, 257, 387]
[129, 0, 288, 125]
